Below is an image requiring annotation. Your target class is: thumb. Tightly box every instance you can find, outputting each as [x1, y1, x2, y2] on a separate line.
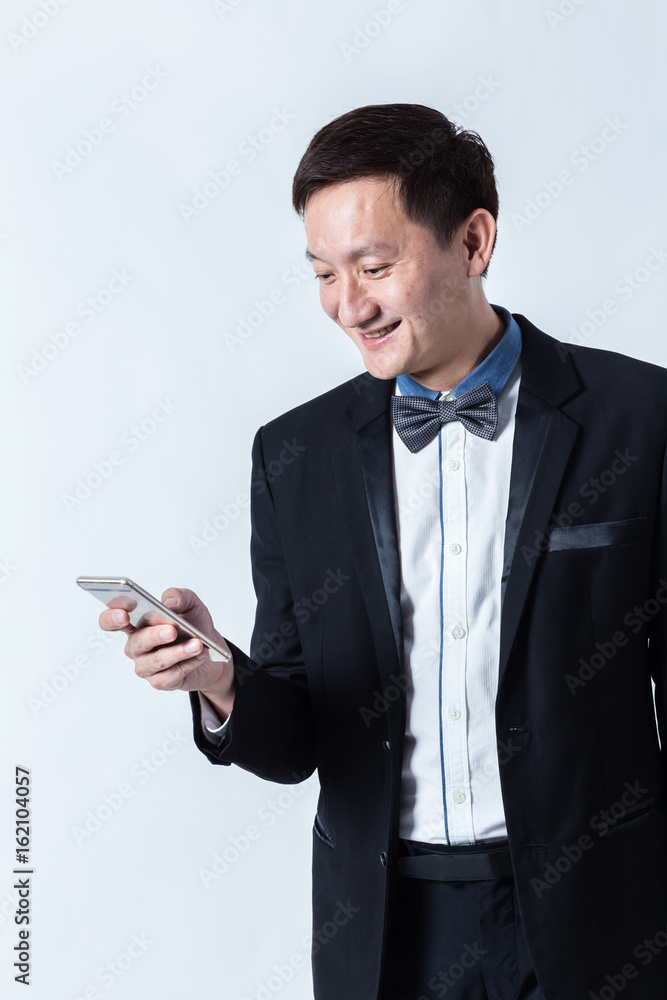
[161, 587, 201, 613]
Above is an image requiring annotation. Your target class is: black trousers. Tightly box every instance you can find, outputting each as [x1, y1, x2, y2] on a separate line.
[378, 852, 547, 1000]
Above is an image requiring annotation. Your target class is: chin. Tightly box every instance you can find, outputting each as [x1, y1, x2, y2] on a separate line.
[357, 346, 396, 376]
[362, 358, 399, 381]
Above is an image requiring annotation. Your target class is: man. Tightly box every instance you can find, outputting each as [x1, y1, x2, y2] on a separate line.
[99, 104, 667, 999]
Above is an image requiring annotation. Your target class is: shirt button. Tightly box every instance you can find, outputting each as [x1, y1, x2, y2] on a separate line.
[447, 459, 460, 472]
[451, 626, 466, 639]
[448, 707, 461, 720]
[383, 740, 391, 752]
[453, 791, 466, 804]
[380, 851, 387, 867]
[449, 543, 462, 555]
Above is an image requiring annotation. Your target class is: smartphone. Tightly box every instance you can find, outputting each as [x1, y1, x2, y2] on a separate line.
[76, 576, 232, 662]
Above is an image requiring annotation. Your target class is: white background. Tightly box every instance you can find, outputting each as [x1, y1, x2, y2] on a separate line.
[1, 1, 666, 998]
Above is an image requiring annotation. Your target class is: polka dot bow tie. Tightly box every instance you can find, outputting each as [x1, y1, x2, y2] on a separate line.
[391, 381, 498, 453]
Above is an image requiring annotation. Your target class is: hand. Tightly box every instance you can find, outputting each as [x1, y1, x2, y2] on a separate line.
[98, 587, 236, 715]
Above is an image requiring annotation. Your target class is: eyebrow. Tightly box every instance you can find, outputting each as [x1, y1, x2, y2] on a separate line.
[304, 241, 399, 263]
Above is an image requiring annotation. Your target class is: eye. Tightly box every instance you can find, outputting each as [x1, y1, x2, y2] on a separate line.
[314, 265, 390, 281]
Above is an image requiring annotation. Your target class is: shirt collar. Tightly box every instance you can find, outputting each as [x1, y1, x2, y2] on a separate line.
[395, 304, 522, 400]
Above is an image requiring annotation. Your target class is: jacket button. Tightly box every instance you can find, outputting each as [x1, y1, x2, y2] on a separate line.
[380, 852, 387, 867]
[383, 740, 391, 752]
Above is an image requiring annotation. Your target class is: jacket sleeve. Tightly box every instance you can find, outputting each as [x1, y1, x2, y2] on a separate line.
[648, 435, 667, 771]
[189, 425, 317, 784]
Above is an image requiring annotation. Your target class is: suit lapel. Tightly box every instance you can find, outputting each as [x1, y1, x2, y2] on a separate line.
[331, 314, 585, 698]
[331, 376, 403, 695]
[497, 316, 584, 689]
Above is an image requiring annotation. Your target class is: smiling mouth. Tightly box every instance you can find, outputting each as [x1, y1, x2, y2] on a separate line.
[361, 320, 401, 340]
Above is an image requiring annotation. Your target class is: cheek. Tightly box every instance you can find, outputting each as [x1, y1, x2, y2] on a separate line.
[409, 269, 460, 317]
[391, 283, 426, 321]
[319, 287, 339, 321]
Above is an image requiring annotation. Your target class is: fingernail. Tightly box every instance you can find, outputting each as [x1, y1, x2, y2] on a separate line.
[160, 626, 174, 640]
[164, 598, 178, 607]
[113, 611, 126, 625]
[184, 639, 200, 653]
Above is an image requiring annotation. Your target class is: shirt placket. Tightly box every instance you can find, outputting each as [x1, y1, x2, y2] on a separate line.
[440, 414, 474, 844]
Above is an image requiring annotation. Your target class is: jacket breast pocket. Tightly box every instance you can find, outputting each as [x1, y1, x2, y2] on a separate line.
[599, 793, 666, 839]
[547, 516, 646, 552]
[313, 812, 335, 849]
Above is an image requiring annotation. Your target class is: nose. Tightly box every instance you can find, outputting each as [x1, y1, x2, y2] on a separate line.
[336, 274, 379, 330]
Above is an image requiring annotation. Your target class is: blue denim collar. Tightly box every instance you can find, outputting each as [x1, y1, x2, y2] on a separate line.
[395, 304, 521, 400]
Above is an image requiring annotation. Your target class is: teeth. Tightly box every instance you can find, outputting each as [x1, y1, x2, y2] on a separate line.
[365, 322, 399, 339]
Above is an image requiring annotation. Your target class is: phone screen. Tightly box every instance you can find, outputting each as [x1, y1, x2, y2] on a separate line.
[95, 586, 193, 639]
[76, 577, 231, 662]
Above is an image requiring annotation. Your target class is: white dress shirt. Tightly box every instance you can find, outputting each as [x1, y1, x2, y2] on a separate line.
[393, 308, 521, 844]
[200, 305, 522, 849]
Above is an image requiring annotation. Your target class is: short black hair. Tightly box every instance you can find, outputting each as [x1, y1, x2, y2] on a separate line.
[292, 103, 499, 278]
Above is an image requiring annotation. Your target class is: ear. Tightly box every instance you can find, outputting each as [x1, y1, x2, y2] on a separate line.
[461, 209, 496, 277]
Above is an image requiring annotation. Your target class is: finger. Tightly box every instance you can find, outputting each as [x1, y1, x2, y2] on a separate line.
[161, 587, 199, 613]
[99, 608, 136, 633]
[143, 651, 213, 691]
[123, 622, 196, 659]
[134, 639, 208, 682]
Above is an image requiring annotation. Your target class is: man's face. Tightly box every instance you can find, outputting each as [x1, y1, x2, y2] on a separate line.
[303, 175, 473, 383]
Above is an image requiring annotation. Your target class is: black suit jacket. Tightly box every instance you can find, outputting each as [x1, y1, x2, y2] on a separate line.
[191, 313, 667, 1000]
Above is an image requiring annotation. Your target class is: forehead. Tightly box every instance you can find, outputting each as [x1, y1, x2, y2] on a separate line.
[303, 176, 418, 261]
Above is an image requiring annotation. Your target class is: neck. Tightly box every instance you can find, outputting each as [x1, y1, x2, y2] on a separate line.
[407, 298, 505, 392]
